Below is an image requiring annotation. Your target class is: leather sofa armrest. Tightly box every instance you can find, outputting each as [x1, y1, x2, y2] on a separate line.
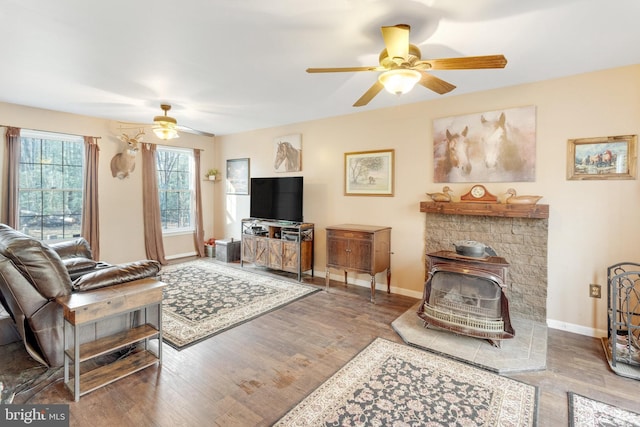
[72, 260, 161, 292]
[63, 257, 98, 274]
[49, 238, 93, 260]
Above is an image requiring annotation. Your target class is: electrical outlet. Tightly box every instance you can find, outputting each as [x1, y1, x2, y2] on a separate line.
[589, 284, 601, 298]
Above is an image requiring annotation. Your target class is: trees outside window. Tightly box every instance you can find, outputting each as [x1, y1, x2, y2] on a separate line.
[18, 130, 84, 240]
[156, 147, 194, 232]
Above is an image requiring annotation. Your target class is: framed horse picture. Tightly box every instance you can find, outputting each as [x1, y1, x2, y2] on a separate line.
[433, 105, 536, 183]
[274, 134, 302, 172]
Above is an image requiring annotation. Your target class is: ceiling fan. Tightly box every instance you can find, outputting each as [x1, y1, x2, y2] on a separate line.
[152, 104, 215, 139]
[306, 24, 507, 107]
[118, 104, 215, 140]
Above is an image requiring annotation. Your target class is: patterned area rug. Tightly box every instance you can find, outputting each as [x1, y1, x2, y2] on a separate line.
[275, 337, 538, 426]
[568, 392, 640, 426]
[160, 260, 319, 349]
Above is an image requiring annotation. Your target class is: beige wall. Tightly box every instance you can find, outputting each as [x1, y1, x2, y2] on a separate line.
[215, 64, 640, 336]
[0, 103, 216, 264]
[1, 64, 637, 336]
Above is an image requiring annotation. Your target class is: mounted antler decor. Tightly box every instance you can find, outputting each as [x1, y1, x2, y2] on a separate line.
[111, 130, 144, 179]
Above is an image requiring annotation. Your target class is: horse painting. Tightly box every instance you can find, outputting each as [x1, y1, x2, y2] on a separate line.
[433, 106, 536, 183]
[274, 135, 302, 172]
[480, 112, 524, 173]
[434, 126, 472, 181]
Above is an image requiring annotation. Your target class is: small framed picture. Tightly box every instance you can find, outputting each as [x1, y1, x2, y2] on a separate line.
[567, 135, 637, 180]
[274, 134, 302, 172]
[344, 149, 394, 196]
[226, 158, 250, 194]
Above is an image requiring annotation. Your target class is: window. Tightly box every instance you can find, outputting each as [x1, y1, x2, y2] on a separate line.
[18, 130, 84, 241]
[156, 147, 195, 233]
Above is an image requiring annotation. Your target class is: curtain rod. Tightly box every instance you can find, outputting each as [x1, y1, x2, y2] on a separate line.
[1, 125, 208, 150]
[1, 125, 101, 139]
[140, 141, 205, 151]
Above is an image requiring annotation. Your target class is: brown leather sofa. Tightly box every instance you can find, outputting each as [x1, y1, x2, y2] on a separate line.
[0, 224, 161, 367]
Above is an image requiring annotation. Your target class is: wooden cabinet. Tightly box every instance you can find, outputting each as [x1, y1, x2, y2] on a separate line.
[241, 219, 314, 281]
[56, 279, 165, 401]
[325, 224, 391, 303]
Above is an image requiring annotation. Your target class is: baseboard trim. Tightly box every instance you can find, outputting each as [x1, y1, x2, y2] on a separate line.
[546, 319, 607, 338]
[324, 271, 422, 299]
[325, 269, 606, 337]
[166, 251, 198, 261]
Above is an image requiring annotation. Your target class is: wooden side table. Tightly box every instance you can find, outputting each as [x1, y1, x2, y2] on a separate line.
[56, 278, 165, 401]
[325, 224, 391, 303]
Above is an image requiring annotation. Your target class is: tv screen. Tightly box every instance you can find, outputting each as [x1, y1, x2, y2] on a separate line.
[250, 177, 303, 223]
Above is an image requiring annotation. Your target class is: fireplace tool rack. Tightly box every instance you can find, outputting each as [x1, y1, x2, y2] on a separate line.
[606, 262, 640, 378]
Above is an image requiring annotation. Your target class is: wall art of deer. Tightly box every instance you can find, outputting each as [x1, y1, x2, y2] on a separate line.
[111, 131, 144, 179]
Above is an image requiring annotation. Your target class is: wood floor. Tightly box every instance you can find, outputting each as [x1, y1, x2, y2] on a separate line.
[6, 265, 640, 426]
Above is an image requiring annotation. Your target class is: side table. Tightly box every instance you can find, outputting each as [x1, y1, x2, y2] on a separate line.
[325, 224, 391, 303]
[56, 278, 165, 401]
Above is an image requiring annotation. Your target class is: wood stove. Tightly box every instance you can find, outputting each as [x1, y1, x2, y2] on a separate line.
[418, 251, 515, 346]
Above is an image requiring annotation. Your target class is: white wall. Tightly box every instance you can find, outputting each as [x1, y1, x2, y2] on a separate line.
[215, 64, 640, 337]
[0, 103, 216, 264]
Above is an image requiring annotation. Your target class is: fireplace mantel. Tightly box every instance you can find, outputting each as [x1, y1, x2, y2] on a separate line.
[420, 201, 549, 219]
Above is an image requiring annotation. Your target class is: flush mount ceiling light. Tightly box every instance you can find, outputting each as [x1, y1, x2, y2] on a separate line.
[153, 104, 180, 140]
[378, 68, 421, 95]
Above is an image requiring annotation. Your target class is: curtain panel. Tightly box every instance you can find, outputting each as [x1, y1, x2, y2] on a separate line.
[142, 143, 167, 265]
[2, 127, 20, 227]
[82, 136, 100, 258]
[193, 149, 205, 257]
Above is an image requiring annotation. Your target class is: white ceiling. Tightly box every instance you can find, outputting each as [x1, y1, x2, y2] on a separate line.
[0, 0, 639, 136]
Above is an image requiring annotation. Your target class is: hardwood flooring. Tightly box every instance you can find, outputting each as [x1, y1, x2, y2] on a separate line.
[5, 264, 640, 426]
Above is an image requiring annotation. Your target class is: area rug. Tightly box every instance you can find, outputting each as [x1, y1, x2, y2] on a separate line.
[160, 260, 319, 349]
[275, 337, 538, 426]
[568, 392, 640, 427]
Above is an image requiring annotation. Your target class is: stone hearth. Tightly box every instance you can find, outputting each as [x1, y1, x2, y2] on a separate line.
[421, 202, 549, 323]
[393, 302, 547, 373]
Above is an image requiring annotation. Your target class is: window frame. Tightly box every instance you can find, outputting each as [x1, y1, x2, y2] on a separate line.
[156, 146, 196, 235]
[17, 129, 85, 241]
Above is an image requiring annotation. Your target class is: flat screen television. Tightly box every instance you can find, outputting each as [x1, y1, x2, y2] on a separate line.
[249, 176, 303, 223]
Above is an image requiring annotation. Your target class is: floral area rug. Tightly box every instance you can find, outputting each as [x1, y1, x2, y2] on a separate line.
[568, 392, 640, 426]
[275, 337, 538, 426]
[160, 260, 319, 349]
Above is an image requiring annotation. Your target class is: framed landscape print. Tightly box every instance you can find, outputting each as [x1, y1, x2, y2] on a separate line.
[344, 149, 394, 196]
[226, 158, 250, 194]
[567, 134, 637, 180]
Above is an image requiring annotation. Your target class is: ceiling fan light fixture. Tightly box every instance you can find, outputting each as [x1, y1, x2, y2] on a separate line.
[152, 124, 179, 140]
[378, 69, 421, 95]
[152, 104, 180, 140]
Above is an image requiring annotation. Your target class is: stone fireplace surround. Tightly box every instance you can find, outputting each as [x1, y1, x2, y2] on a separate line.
[420, 202, 549, 324]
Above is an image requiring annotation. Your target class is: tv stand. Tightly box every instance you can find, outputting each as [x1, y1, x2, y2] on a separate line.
[240, 218, 314, 281]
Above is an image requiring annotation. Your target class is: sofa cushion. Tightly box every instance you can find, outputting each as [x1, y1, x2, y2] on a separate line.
[49, 238, 93, 260]
[0, 225, 72, 298]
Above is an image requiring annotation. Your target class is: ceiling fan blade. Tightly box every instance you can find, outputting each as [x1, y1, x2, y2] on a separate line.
[306, 66, 381, 73]
[381, 24, 410, 61]
[418, 72, 456, 95]
[418, 55, 507, 70]
[353, 81, 384, 107]
[177, 125, 215, 137]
